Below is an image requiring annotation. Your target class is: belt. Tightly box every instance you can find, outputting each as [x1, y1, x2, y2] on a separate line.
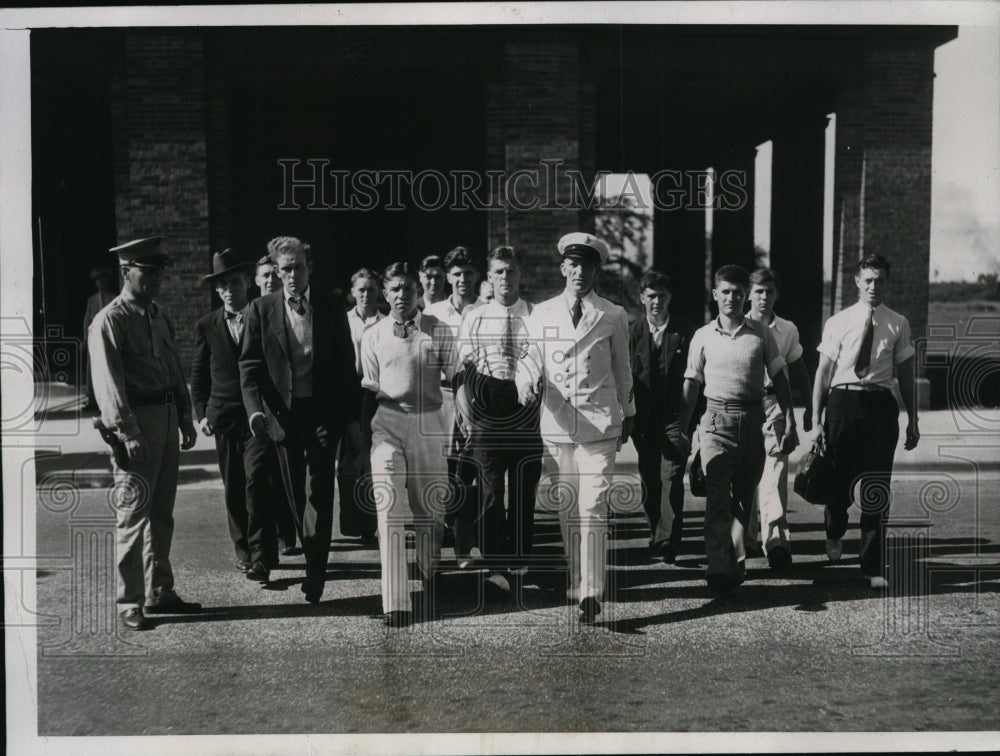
[834, 383, 890, 393]
[705, 398, 763, 413]
[128, 391, 175, 407]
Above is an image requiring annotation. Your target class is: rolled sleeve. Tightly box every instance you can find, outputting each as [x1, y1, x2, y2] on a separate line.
[893, 317, 915, 364]
[817, 320, 841, 363]
[683, 329, 706, 384]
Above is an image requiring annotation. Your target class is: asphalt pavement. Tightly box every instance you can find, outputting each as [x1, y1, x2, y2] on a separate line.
[25, 389, 1000, 738]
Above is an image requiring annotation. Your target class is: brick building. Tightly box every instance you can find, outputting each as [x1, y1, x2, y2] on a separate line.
[31, 25, 956, 373]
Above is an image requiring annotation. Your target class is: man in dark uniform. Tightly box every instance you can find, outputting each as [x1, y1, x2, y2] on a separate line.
[88, 236, 201, 631]
[192, 249, 285, 582]
[629, 270, 694, 564]
[240, 236, 361, 604]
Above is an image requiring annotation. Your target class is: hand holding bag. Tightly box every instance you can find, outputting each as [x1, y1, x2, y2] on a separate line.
[793, 435, 833, 505]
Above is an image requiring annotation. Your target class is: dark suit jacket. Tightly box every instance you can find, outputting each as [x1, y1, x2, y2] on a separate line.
[191, 307, 247, 435]
[629, 314, 694, 441]
[240, 289, 360, 443]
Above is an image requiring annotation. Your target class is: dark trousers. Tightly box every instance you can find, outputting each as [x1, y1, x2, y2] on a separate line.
[472, 435, 543, 566]
[335, 438, 377, 538]
[243, 431, 293, 563]
[214, 425, 252, 563]
[825, 387, 899, 577]
[274, 399, 339, 585]
[635, 417, 687, 549]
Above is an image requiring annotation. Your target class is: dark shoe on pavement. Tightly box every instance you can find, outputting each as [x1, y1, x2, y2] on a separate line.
[579, 597, 601, 622]
[484, 572, 511, 597]
[246, 561, 270, 583]
[145, 595, 202, 614]
[236, 559, 250, 573]
[120, 607, 150, 631]
[706, 573, 736, 596]
[383, 610, 413, 628]
[301, 579, 323, 604]
[280, 544, 300, 557]
[766, 545, 792, 572]
[658, 542, 678, 564]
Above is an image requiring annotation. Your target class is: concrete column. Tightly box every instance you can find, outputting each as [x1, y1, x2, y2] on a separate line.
[710, 146, 757, 274]
[770, 116, 828, 371]
[112, 31, 211, 367]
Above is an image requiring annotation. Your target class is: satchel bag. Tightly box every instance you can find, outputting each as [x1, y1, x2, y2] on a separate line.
[688, 449, 707, 498]
[793, 441, 834, 505]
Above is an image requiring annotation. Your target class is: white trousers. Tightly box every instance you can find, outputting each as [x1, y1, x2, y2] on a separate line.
[750, 395, 791, 554]
[370, 405, 448, 613]
[544, 437, 618, 603]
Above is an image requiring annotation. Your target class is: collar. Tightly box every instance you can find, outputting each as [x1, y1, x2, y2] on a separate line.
[647, 315, 669, 333]
[120, 289, 152, 317]
[390, 310, 421, 328]
[223, 303, 247, 316]
[351, 307, 380, 322]
[563, 289, 595, 311]
[449, 295, 476, 315]
[286, 286, 310, 304]
[712, 315, 751, 336]
[487, 298, 528, 317]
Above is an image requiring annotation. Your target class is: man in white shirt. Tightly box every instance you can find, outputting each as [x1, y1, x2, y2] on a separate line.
[418, 254, 447, 311]
[338, 268, 384, 543]
[360, 262, 457, 627]
[424, 246, 482, 565]
[745, 268, 814, 571]
[516, 232, 635, 622]
[455, 245, 541, 594]
[812, 254, 919, 588]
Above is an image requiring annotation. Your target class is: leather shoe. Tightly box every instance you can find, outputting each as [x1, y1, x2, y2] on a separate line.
[484, 572, 511, 596]
[383, 610, 412, 628]
[657, 541, 678, 564]
[236, 559, 250, 573]
[579, 597, 601, 622]
[766, 545, 792, 572]
[825, 538, 843, 563]
[301, 579, 323, 604]
[120, 607, 149, 631]
[246, 561, 270, 583]
[144, 595, 202, 614]
[867, 575, 889, 589]
[280, 544, 300, 557]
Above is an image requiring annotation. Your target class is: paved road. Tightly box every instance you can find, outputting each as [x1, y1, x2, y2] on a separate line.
[26, 408, 1000, 737]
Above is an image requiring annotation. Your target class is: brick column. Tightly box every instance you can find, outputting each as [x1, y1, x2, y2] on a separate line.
[487, 35, 593, 302]
[710, 145, 757, 274]
[833, 40, 936, 348]
[112, 31, 211, 368]
[770, 116, 828, 370]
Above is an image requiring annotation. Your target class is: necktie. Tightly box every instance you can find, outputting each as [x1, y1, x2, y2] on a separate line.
[500, 312, 516, 375]
[289, 296, 306, 316]
[854, 309, 874, 378]
[393, 319, 415, 339]
[571, 297, 583, 328]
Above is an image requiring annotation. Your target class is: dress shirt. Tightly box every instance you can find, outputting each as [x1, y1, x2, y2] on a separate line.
[562, 290, 597, 326]
[685, 316, 785, 402]
[457, 298, 531, 381]
[347, 307, 384, 375]
[648, 317, 669, 348]
[818, 301, 914, 389]
[753, 313, 803, 388]
[283, 286, 313, 398]
[223, 306, 246, 345]
[88, 291, 192, 441]
[423, 295, 480, 339]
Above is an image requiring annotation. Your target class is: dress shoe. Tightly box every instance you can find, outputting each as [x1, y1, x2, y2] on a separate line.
[825, 538, 843, 563]
[301, 579, 323, 604]
[484, 572, 511, 597]
[766, 545, 792, 572]
[144, 594, 202, 614]
[867, 575, 889, 589]
[579, 597, 601, 622]
[706, 573, 737, 595]
[280, 544, 300, 557]
[120, 607, 149, 631]
[236, 559, 250, 573]
[246, 561, 270, 583]
[657, 541, 678, 564]
[383, 610, 412, 628]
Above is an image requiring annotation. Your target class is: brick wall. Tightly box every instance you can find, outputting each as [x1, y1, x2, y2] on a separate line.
[833, 39, 937, 352]
[112, 31, 212, 370]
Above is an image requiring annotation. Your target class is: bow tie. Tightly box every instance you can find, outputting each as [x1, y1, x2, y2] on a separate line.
[225, 310, 242, 320]
[393, 319, 416, 339]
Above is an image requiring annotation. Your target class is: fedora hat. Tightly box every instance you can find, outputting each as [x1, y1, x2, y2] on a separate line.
[203, 249, 255, 283]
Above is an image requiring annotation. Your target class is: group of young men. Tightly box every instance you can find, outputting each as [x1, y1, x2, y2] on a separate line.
[87, 229, 919, 631]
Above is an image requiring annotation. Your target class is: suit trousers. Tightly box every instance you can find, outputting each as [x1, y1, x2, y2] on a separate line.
[243, 431, 288, 564]
[751, 394, 791, 555]
[545, 437, 618, 602]
[336, 438, 377, 538]
[273, 398, 339, 585]
[472, 433, 543, 566]
[370, 404, 448, 613]
[111, 404, 179, 610]
[824, 387, 899, 577]
[700, 402, 766, 582]
[635, 418, 687, 549]
[214, 422, 251, 563]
